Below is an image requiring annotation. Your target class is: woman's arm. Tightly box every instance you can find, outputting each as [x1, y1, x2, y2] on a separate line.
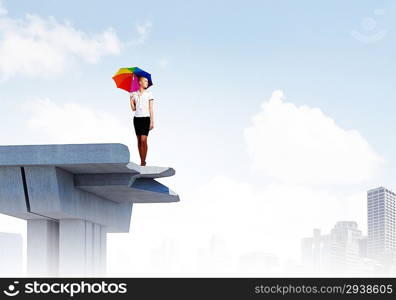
[149, 99, 154, 130]
[130, 94, 136, 111]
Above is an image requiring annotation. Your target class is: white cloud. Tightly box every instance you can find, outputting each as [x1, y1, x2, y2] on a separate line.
[0, 4, 122, 81]
[244, 90, 384, 185]
[0, 0, 7, 16]
[136, 20, 152, 44]
[125, 20, 152, 46]
[21, 98, 132, 147]
[159, 56, 168, 68]
[185, 176, 364, 260]
[108, 173, 367, 276]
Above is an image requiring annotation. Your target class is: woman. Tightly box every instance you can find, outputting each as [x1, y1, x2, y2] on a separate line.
[130, 76, 154, 166]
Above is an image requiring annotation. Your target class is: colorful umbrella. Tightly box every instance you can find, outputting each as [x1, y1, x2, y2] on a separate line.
[112, 67, 153, 93]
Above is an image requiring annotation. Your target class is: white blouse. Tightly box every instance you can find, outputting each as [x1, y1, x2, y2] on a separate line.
[130, 90, 154, 117]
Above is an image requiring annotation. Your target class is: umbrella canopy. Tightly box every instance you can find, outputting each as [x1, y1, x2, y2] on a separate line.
[112, 67, 153, 93]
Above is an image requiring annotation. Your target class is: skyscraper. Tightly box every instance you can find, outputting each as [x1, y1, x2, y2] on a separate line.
[367, 187, 396, 267]
[301, 222, 364, 275]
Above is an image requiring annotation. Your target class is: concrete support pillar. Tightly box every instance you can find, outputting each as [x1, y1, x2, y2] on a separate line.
[27, 219, 59, 277]
[59, 219, 107, 277]
[100, 225, 107, 275]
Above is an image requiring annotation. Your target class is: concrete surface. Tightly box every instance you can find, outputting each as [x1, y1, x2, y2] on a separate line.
[0, 143, 179, 276]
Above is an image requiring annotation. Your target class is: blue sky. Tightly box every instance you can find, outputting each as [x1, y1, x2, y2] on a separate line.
[1, 0, 395, 275]
[2, 0, 396, 184]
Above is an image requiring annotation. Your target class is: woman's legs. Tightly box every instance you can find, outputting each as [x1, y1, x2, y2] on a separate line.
[136, 134, 148, 166]
[136, 134, 143, 163]
[140, 135, 148, 166]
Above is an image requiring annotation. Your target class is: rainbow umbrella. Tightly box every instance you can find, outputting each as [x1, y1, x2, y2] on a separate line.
[112, 67, 153, 93]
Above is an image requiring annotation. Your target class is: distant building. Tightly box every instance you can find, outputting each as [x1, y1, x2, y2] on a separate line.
[149, 238, 177, 274]
[358, 236, 368, 257]
[195, 234, 233, 276]
[0, 232, 23, 276]
[367, 187, 396, 271]
[238, 252, 279, 276]
[301, 221, 368, 275]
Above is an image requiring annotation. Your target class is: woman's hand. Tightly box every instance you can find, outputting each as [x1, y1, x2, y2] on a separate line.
[130, 95, 136, 111]
[149, 121, 154, 130]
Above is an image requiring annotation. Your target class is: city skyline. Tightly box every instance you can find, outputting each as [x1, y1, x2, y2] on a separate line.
[301, 185, 396, 276]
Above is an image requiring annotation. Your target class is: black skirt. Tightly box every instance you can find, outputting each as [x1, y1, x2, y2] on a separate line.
[133, 116, 151, 136]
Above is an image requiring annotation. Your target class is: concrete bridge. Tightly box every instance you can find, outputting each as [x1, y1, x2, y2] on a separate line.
[0, 143, 179, 276]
